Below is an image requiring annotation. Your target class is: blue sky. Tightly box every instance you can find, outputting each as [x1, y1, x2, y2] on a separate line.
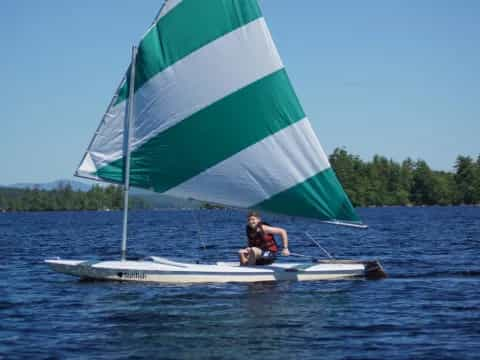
[1, 0, 479, 184]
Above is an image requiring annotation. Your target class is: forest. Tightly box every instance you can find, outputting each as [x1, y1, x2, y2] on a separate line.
[329, 148, 480, 206]
[1, 148, 479, 211]
[0, 184, 149, 211]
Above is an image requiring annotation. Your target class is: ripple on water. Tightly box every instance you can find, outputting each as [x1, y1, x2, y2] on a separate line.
[1, 207, 480, 359]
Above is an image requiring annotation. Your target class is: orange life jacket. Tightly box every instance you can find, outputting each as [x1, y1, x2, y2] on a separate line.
[246, 222, 278, 253]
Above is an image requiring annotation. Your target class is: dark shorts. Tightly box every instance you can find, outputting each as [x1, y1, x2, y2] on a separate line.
[255, 250, 277, 265]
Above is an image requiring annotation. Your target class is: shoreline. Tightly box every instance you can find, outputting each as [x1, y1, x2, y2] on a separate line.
[2, 203, 479, 214]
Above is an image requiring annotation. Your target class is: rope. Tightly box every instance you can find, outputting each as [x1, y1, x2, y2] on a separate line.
[305, 232, 334, 259]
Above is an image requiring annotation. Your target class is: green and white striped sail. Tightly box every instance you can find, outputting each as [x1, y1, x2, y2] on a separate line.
[76, 0, 361, 223]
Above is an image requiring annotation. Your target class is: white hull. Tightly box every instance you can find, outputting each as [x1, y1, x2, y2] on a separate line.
[45, 256, 386, 283]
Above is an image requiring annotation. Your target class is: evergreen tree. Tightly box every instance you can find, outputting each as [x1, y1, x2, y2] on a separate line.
[0, 193, 5, 210]
[475, 155, 480, 202]
[454, 156, 477, 204]
[410, 160, 437, 205]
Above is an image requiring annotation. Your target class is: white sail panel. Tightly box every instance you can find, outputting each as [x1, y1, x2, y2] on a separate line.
[77, 152, 97, 178]
[165, 118, 330, 207]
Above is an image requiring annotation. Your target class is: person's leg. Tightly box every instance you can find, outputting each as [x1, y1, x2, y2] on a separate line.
[255, 250, 277, 265]
[238, 248, 249, 265]
[248, 247, 262, 265]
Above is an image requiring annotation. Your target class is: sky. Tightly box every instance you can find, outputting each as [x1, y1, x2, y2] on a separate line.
[0, 0, 479, 185]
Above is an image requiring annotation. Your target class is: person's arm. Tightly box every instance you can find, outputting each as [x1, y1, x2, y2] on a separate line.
[261, 225, 290, 256]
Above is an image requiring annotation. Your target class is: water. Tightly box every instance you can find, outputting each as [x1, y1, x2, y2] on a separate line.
[1, 207, 479, 359]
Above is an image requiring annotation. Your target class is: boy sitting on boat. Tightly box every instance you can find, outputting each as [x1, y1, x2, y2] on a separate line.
[239, 212, 290, 265]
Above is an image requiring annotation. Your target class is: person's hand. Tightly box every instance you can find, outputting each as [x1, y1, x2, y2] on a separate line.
[281, 248, 290, 256]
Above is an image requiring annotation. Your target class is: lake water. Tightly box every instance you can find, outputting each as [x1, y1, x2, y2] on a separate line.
[1, 207, 479, 359]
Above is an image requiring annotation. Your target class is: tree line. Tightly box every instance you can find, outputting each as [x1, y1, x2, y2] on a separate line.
[0, 184, 149, 212]
[329, 148, 480, 206]
[1, 149, 479, 212]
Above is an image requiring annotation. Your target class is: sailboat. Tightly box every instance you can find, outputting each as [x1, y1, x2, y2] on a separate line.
[46, 0, 386, 283]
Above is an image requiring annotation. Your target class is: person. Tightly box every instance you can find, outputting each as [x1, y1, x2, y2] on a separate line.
[238, 211, 290, 266]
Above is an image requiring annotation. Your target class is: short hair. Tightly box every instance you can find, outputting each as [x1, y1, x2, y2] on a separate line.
[247, 211, 261, 218]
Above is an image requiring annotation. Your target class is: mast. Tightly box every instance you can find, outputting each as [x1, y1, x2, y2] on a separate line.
[121, 46, 138, 261]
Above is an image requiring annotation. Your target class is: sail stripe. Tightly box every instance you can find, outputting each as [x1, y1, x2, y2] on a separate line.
[255, 168, 361, 222]
[164, 118, 330, 208]
[96, 69, 305, 192]
[116, 0, 262, 105]
[86, 18, 283, 170]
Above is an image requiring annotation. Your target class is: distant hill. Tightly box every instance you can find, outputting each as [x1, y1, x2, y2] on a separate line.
[5, 179, 91, 192]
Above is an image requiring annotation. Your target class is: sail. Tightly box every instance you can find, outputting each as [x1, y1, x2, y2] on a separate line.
[76, 0, 361, 223]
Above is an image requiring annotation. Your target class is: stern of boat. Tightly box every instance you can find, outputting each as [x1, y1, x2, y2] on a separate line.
[362, 260, 387, 279]
[314, 259, 387, 280]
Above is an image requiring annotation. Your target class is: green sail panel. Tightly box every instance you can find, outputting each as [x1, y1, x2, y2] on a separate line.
[255, 168, 360, 222]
